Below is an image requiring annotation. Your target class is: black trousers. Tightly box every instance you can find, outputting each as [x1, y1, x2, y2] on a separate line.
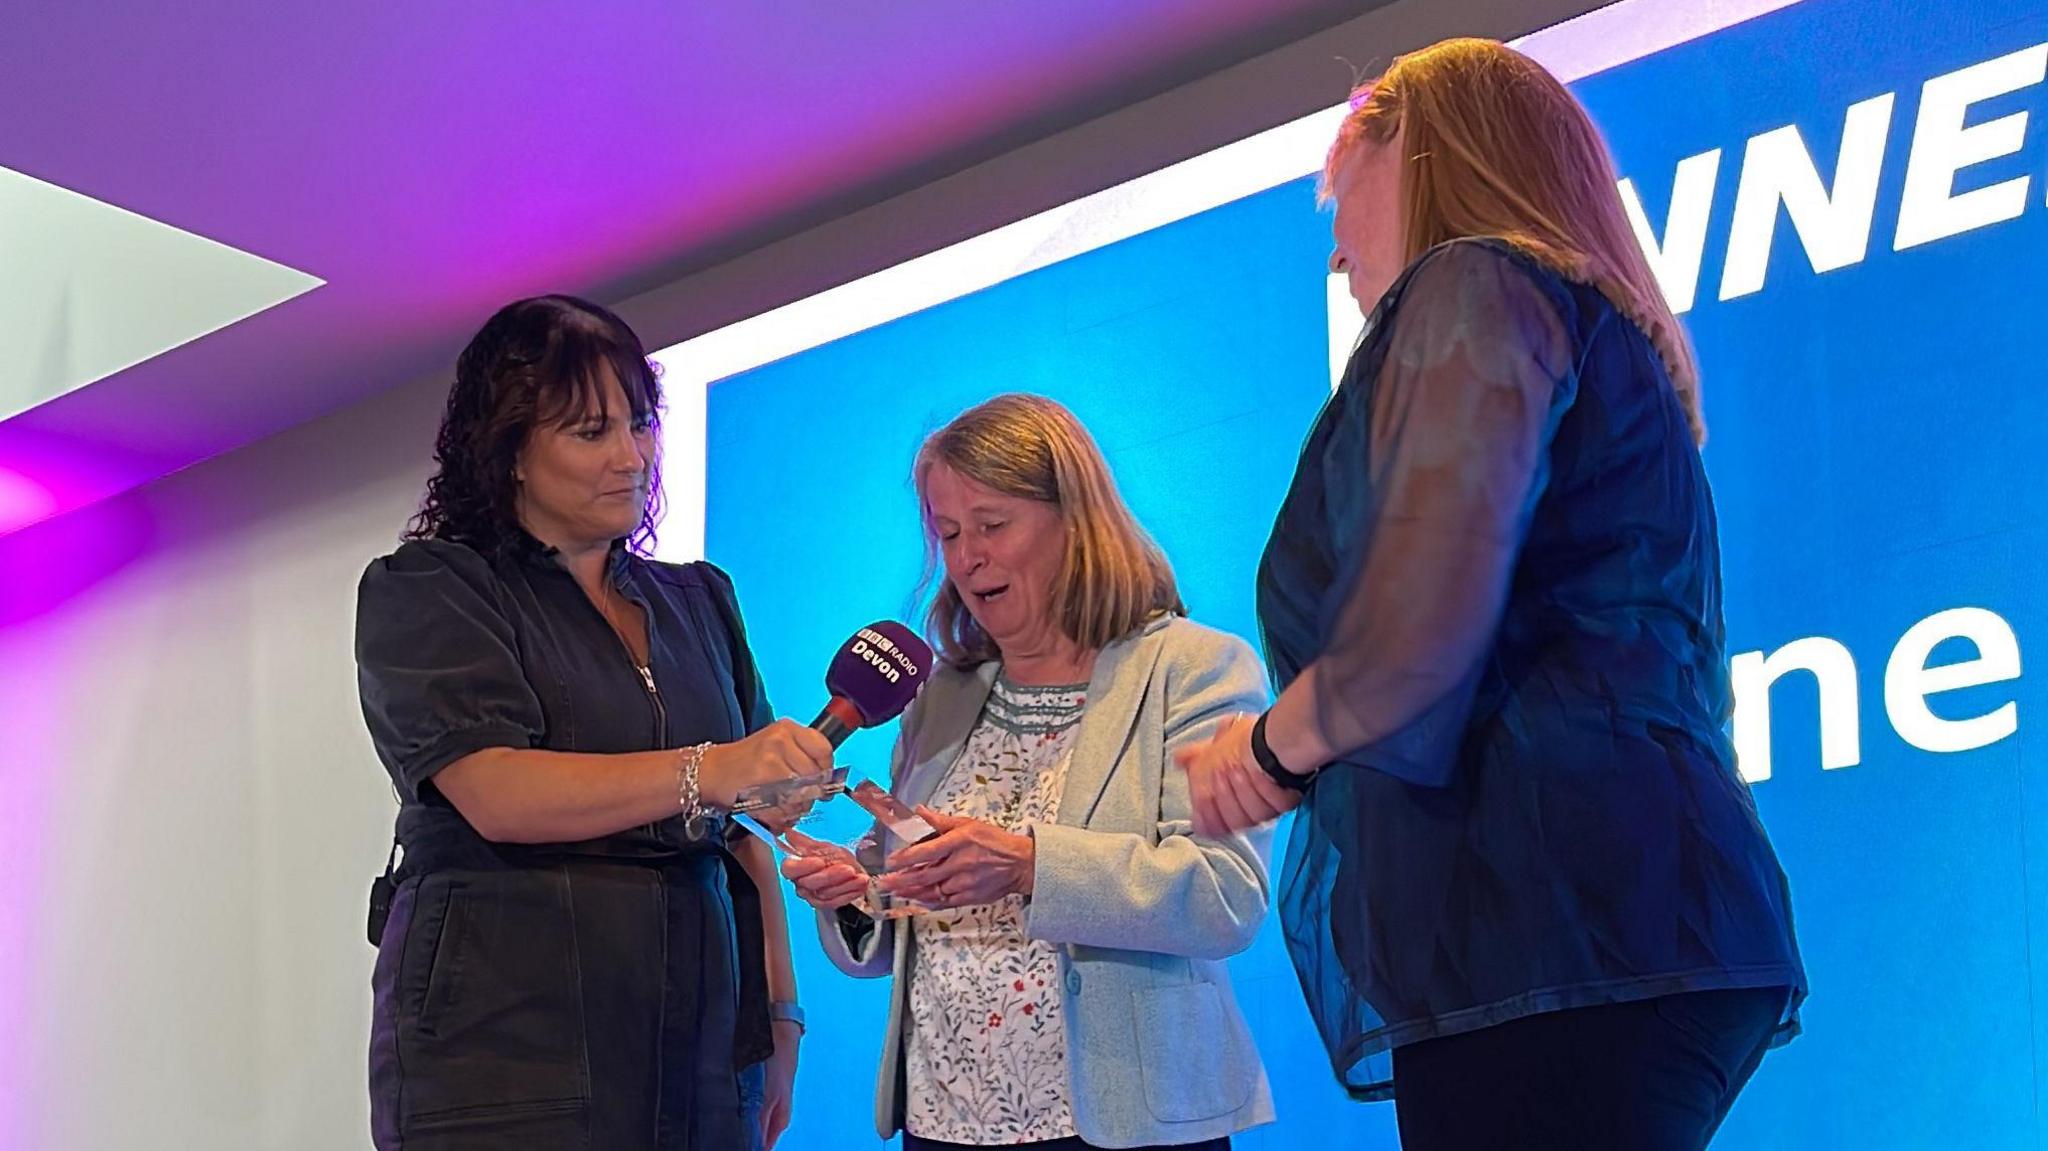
[1392, 987, 1788, 1151]
[901, 1130, 1220, 1138]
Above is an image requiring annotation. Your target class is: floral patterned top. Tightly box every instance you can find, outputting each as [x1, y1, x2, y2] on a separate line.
[903, 675, 1087, 1144]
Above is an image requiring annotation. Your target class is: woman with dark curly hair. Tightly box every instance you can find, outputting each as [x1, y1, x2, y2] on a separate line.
[354, 295, 829, 1150]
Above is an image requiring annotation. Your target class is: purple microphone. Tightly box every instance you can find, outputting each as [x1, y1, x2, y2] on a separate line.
[812, 622, 933, 747]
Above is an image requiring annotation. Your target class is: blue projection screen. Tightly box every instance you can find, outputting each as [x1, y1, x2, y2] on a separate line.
[678, 0, 2048, 1145]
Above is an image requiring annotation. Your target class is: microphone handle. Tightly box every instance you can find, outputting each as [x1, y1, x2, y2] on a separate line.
[811, 695, 863, 748]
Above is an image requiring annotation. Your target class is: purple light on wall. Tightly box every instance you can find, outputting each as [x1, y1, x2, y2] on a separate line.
[0, 417, 177, 545]
[0, 428, 95, 539]
[0, 707, 55, 1148]
[0, 467, 53, 534]
[0, 490, 159, 1142]
[0, 482, 156, 627]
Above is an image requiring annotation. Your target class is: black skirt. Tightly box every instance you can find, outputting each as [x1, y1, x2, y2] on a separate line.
[369, 855, 743, 1150]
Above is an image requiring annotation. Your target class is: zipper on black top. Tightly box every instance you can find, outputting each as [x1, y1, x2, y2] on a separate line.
[586, 571, 673, 838]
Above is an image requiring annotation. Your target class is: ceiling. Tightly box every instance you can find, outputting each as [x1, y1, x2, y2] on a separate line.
[0, 0, 1397, 536]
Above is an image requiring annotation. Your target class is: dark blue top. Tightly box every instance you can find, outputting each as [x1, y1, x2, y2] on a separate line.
[357, 537, 771, 868]
[1256, 238, 1806, 1099]
[354, 536, 780, 1068]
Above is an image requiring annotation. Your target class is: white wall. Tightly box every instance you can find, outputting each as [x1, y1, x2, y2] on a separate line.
[0, 0, 1602, 1145]
[0, 371, 444, 1148]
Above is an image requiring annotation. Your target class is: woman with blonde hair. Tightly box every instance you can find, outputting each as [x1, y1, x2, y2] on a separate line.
[1180, 38, 1805, 1149]
[785, 393, 1275, 1150]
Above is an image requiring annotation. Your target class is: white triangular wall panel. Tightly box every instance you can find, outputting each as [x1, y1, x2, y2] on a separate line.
[0, 165, 324, 421]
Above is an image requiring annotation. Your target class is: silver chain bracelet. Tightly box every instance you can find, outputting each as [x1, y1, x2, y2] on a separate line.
[677, 741, 711, 822]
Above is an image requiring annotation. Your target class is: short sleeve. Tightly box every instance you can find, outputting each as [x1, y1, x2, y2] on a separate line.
[355, 540, 544, 800]
[1304, 241, 1576, 786]
[696, 560, 775, 736]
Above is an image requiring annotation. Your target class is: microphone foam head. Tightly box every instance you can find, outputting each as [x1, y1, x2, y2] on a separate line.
[825, 621, 933, 726]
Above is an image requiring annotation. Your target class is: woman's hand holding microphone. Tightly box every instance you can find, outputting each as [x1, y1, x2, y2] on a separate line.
[699, 718, 836, 828]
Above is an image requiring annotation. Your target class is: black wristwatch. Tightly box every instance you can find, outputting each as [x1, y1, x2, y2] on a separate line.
[1251, 712, 1313, 793]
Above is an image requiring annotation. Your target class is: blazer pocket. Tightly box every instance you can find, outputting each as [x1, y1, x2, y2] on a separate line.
[1130, 982, 1254, 1123]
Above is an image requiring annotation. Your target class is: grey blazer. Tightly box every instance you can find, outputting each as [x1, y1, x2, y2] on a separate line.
[815, 614, 1277, 1147]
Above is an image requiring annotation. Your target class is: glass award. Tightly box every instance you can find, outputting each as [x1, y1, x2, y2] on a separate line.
[728, 774, 940, 920]
[729, 765, 849, 817]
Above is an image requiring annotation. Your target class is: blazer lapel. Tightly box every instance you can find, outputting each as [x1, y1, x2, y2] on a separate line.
[1057, 618, 1169, 828]
[896, 661, 998, 811]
